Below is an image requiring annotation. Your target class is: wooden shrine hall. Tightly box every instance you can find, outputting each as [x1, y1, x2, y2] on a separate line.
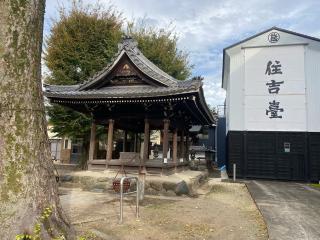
[44, 37, 214, 174]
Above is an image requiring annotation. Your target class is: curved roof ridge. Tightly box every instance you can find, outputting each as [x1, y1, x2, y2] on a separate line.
[78, 49, 126, 90]
[126, 47, 178, 86]
[78, 36, 182, 90]
[134, 47, 179, 82]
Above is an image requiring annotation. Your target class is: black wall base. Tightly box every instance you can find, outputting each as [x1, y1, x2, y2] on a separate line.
[227, 131, 320, 181]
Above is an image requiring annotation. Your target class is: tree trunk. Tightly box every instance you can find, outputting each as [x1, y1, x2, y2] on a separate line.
[0, 1, 75, 239]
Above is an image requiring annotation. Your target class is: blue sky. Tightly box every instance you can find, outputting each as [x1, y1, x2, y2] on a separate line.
[44, 0, 320, 107]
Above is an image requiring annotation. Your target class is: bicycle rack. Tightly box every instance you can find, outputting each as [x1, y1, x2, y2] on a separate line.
[119, 176, 140, 224]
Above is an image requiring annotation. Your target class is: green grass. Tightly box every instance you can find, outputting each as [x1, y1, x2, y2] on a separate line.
[309, 183, 320, 188]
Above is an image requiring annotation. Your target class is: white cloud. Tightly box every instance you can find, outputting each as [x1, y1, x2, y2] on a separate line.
[202, 73, 226, 108]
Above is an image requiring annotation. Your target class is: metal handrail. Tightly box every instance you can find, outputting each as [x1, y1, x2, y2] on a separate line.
[119, 176, 139, 224]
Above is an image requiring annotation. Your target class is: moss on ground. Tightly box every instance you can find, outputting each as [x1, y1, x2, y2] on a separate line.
[310, 183, 320, 188]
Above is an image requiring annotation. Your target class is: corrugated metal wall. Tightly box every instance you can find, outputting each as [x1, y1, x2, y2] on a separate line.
[309, 133, 320, 181]
[227, 131, 320, 181]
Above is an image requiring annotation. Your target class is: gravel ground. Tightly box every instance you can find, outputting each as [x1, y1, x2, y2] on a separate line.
[60, 179, 267, 240]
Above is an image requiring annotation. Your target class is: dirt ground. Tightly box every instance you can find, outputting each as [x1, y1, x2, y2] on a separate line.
[60, 179, 267, 240]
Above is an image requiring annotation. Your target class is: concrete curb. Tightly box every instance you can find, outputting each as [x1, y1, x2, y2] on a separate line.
[245, 182, 270, 240]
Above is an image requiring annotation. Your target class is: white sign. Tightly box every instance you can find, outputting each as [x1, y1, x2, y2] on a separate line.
[244, 45, 306, 131]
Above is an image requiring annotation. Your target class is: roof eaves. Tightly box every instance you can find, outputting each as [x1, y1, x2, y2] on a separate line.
[221, 48, 226, 89]
[273, 27, 320, 43]
[221, 26, 320, 88]
[126, 48, 178, 87]
[78, 50, 126, 91]
[198, 87, 215, 124]
[44, 87, 199, 99]
[135, 50, 178, 83]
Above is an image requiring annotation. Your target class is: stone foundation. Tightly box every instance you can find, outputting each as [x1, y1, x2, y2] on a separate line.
[58, 170, 209, 196]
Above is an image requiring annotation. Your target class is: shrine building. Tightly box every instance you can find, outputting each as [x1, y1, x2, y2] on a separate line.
[222, 27, 320, 181]
[44, 37, 214, 173]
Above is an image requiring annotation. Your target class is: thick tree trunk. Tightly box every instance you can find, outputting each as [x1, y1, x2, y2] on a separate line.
[0, 1, 75, 239]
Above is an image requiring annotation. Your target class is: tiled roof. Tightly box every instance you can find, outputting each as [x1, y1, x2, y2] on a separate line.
[43, 37, 214, 124]
[78, 37, 178, 90]
[44, 79, 201, 99]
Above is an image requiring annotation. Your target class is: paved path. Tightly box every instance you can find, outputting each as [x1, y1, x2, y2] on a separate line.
[246, 180, 320, 240]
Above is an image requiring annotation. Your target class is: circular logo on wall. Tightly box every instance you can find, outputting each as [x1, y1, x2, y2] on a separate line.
[268, 32, 280, 43]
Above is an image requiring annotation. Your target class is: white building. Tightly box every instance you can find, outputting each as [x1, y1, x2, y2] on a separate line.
[222, 27, 320, 181]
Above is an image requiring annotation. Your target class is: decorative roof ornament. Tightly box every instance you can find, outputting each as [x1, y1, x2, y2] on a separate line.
[191, 76, 204, 82]
[118, 35, 138, 51]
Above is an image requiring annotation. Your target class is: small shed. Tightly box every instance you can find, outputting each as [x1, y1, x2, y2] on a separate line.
[222, 27, 320, 181]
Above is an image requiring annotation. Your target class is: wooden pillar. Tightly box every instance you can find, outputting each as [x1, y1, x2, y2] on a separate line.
[134, 133, 138, 152]
[173, 128, 178, 171]
[137, 133, 141, 153]
[106, 119, 114, 167]
[185, 131, 190, 161]
[88, 122, 96, 168]
[162, 119, 170, 162]
[123, 130, 127, 152]
[143, 119, 150, 167]
[180, 130, 185, 161]
[93, 140, 98, 159]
